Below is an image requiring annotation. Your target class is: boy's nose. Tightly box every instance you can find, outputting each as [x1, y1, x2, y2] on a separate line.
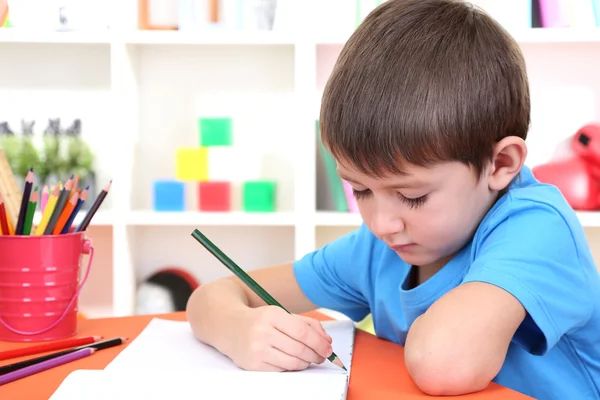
[369, 209, 405, 238]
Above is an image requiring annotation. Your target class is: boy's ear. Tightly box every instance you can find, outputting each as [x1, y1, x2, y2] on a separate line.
[488, 136, 527, 191]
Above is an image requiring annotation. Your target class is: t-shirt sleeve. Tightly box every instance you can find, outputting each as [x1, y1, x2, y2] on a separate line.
[462, 201, 594, 356]
[293, 224, 373, 322]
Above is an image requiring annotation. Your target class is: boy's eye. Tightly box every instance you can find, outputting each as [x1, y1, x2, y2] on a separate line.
[352, 188, 371, 199]
[352, 189, 427, 209]
[398, 193, 428, 209]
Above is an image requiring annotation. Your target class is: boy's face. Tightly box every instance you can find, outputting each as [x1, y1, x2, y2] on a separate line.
[337, 160, 498, 272]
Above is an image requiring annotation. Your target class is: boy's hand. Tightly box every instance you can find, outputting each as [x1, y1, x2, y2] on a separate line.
[229, 305, 334, 372]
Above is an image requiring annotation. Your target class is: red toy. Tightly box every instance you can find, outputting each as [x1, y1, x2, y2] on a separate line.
[198, 181, 231, 211]
[532, 123, 600, 211]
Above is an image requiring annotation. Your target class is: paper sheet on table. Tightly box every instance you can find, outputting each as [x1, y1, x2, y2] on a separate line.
[50, 318, 355, 400]
[49, 369, 349, 400]
[105, 318, 355, 375]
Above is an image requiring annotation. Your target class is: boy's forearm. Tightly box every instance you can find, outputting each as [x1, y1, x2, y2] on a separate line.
[186, 279, 251, 354]
[404, 314, 491, 396]
[404, 283, 524, 396]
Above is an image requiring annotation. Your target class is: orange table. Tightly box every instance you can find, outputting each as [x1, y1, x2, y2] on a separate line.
[0, 311, 532, 400]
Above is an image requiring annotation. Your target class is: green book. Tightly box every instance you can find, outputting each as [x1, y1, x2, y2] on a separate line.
[316, 120, 349, 212]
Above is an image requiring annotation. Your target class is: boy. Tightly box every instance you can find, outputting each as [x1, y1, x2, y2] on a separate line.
[187, 0, 600, 398]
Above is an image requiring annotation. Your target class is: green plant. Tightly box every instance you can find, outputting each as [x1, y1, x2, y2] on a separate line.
[41, 118, 66, 181]
[16, 120, 41, 178]
[65, 136, 94, 180]
[62, 119, 94, 181]
[0, 122, 20, 173]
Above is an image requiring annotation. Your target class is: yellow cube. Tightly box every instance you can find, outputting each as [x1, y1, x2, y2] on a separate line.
[175, 147, 208, 181]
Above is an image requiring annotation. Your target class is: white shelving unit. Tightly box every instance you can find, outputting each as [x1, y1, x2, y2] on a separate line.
[2, 10, 600, 318]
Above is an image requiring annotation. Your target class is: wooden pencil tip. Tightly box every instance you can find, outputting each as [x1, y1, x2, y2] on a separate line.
[29, 167, 33, 172]
[93, 335, 103, 341]
[332, 356, 346, 371]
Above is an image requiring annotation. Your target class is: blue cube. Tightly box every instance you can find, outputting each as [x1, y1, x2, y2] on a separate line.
[153, 180, 185, 211]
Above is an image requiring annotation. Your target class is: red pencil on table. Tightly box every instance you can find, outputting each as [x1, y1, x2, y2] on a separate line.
[0, 335, 102, 361]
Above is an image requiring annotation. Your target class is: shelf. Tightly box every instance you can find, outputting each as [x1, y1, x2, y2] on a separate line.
[121, 30, 297, 45]
[576, 212, 600, 228]
[2, 28, 600, 46]
[315, 211, 362, 227]
[0, 29, 112, 44]
[315, 27, 600, 46]
[126, 211, 297, 226]
[513, 28, 600, 43]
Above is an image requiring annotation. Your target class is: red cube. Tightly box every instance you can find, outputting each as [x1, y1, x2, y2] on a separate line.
[198, 181, 231, 211]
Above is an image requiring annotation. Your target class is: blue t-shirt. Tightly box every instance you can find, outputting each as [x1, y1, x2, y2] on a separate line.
[293, 166, 600, 399]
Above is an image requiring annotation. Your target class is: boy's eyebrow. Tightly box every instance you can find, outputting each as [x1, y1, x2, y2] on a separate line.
[337, 171, 425, 189]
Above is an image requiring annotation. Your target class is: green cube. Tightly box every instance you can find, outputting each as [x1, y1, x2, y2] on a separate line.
[243, 181, 276, 212]
[198, 117, 233, 146]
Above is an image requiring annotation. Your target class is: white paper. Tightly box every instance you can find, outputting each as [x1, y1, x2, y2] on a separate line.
[50, 318, 355, 400]
[105, 318, 354, 375]
[49, 369, 349, 400]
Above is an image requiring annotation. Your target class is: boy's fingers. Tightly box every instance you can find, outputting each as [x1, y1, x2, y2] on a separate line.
[274, 316, 333, 359]
[299, 316, 333, 343]
[269, 329, 325, 365]
[264, 347, 312, 371]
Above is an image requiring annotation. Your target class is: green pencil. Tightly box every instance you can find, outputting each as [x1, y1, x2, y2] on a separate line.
[22, 186, 38, 235]
[190, 229, 347, 371]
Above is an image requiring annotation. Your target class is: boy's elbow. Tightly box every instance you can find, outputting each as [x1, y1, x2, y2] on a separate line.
[405, 352, 492, 396]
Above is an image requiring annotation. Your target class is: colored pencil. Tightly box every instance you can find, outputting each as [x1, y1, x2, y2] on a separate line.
[40, 185, 49, 213]
[22, 187, 38, 235]
[0, 193, 9, 235]
[15, 168, 34, 235]
[68, 175, 79, 201]
[0, 335, 102, 361]
[0, 348, 95, 386]
[190, 229, 347, 371]
[61, 186, 88, 234]
[75, 180, 111, 232]
[0, 337, 127, 375]
[52, 191, 79, 235]
[34, 185, 60, 236]
[44, 175, 74, 234]
[6, 206, 14, 234]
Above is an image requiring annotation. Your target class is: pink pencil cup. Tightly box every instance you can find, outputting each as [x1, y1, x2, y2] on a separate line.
[0, 232, 94, 342]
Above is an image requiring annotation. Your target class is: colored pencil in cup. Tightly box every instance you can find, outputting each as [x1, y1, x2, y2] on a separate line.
[61, 186, 88, 234]
[6, 208, 14, 234]
[0, 192, 9, 235]
[0, 335, 102, 362]
[69, 175, 79, 198]
[0, 337, 127, 375]
[40, 184, 49, 213]
[190, 229, 347, 371]
[52, 191, 79, 235]
[34, 185, 60, 236]
[15, 168, 33, 235]
[75, 180, 111, 232]
[0, 348, 95, 386]
[44, 175, 74, 235]
[22, 186, 38, 235]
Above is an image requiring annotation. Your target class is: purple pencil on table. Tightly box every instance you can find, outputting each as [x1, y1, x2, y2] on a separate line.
[0, 348, 95, 386]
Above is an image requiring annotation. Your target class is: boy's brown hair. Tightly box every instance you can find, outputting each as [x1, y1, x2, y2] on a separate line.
[320, 0, 530, 178]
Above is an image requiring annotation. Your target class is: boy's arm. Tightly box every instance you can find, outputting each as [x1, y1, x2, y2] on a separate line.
[404, 203, 592, 396]
[404, 282, 525, 395]
[187, 263, 320, 353]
